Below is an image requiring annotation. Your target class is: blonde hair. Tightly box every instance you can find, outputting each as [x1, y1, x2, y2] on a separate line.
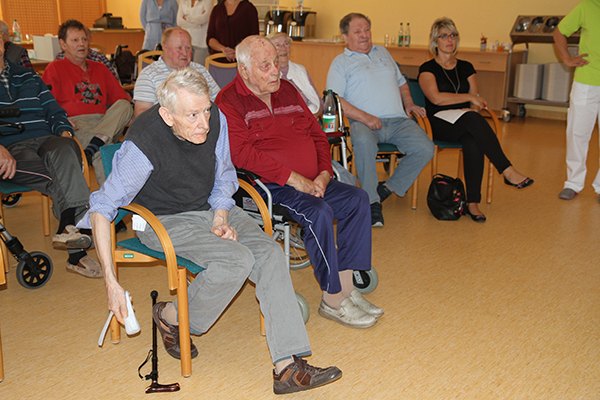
[429, 17, 460, 56]
[266, 31, 293, 45]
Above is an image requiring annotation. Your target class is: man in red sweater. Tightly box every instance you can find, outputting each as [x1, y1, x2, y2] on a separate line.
[216, 36, 383, 329]
[43, 19, 132, 185]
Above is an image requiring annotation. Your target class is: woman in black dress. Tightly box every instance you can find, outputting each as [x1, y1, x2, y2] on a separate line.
[418, 17, 533, 222]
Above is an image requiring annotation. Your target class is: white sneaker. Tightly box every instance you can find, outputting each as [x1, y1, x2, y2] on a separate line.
[318, 298, 377, 329]
[52, 225, 92, 249]
[350, 289, 384, 318]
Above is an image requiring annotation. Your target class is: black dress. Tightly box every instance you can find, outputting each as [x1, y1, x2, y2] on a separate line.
[418, 59, 511, 203]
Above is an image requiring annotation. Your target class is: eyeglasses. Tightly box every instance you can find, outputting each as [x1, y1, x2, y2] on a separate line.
[438, 33, 458, 40]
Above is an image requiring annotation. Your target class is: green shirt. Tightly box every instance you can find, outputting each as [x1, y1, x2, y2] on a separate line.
[558, 0, 600, 86]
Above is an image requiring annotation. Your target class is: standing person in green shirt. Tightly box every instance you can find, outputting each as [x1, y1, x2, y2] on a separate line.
[555, 0, 600, 202]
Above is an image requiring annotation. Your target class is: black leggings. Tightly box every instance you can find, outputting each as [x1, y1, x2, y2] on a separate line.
[430, 112, 511, 203]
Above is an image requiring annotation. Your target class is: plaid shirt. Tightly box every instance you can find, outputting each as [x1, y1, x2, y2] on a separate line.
[55, 49, 119, 82]
[0, 59, 9, 93]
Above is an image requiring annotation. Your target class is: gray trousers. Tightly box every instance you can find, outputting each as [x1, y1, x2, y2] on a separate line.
[4, 135, 90, 221]
[136, 206, 312, 364]
[71, 99, 133, 186]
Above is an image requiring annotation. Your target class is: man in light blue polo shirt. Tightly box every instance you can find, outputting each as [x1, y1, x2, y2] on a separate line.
[327, 13, 434, 227]
[133, 27, 220, 118]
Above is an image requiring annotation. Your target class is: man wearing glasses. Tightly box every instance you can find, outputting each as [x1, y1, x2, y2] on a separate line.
[327, 13, 434, 227]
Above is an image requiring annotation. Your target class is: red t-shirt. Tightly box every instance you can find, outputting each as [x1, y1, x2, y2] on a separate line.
[42, 58, 128, 117]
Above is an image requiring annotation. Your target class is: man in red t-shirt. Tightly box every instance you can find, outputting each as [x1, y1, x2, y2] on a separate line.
[43, 19, 133, 185]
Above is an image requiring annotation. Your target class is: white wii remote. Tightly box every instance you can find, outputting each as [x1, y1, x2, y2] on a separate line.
[123, 291, 141, 335]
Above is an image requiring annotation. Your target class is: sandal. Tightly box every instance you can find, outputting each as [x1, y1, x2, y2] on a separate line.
[66, 255, 103, 278]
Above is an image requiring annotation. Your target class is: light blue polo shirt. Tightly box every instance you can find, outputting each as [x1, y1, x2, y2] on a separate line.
[327, 45, 408, 119]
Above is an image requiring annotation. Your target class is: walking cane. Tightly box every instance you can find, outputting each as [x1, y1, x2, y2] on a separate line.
[139, 290, 180, 393]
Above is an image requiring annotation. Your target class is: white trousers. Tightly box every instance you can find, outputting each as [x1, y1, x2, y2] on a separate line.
[564, 81, 600, 194]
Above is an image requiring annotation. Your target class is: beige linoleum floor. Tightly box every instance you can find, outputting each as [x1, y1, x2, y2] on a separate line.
[1, 116, 599, 399]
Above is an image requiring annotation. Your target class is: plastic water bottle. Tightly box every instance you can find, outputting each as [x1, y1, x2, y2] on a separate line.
[405, 23, 411, 47]
[322, 90, 336, 133]
[398, 23, 404, 47]
[12, 19, 21, 42]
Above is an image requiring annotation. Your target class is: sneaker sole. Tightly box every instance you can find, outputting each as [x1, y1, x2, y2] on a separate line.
[371, 222, 384, 228]
[274, 369, 343, 394]
[53, 236, 93, 249]
[318, 307, 377, 329]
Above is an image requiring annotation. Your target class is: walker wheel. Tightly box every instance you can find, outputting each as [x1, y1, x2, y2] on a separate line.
[2, 193, 22, 208]
[17, 251, 53, 289]
[353, 267, 379, 294]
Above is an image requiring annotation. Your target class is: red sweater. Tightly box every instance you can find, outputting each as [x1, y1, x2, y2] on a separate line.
[216, 75, 333, 186]
[42, 58, 128, 117]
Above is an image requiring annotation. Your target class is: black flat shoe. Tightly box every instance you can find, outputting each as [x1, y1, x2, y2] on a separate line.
[464, 207, 486, 223]
[504, 177, 534, 189]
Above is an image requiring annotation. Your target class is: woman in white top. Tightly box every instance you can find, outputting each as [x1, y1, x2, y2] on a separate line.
[177, 0, 213, 65]
[267, 32, 323, 117]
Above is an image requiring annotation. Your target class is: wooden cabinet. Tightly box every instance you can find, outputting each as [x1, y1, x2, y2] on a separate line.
[289, 41, 526, 116]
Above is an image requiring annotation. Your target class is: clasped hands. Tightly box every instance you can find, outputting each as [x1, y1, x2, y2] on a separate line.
[288, 170, 331, 198]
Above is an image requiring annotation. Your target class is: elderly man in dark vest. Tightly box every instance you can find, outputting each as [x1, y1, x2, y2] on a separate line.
[77, 68, 342, 395]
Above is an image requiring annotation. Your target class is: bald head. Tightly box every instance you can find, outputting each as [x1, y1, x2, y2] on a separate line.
[162, 28, 193, 70]
[236, 36, 281, 100]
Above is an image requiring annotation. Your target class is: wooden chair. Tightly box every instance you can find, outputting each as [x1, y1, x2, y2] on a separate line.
[0, 138, 90, 273]
[430, 108, 501, 204]
[205, 53, 237, 88]
[100, 144, 271, 377]
[137, 50, 163, 74]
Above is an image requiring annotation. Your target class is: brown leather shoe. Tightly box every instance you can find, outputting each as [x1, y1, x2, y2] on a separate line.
[152, 302, 198, 360]
[273, 356, 342, 394]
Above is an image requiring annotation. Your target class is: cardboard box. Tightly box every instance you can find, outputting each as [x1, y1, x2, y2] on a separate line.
[32, 35, 61, 61]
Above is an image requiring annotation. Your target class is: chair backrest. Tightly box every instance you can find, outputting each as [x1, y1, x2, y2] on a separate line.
[205, 53, 238, 88]
[407, 78, 427, 109]
[137, 50, 163, 78]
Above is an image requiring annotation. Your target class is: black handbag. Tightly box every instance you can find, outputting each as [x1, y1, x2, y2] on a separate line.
[427, 174, 466, 220]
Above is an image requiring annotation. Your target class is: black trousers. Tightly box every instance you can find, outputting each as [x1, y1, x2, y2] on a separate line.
[430, 112, 511, 203]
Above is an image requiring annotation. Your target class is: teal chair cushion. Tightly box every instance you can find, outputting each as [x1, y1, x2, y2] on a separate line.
[0, 181, 35, 196]
[100, 143, 204, 274]
[116, 237, 204, 274]
[377, 143, 400, 153]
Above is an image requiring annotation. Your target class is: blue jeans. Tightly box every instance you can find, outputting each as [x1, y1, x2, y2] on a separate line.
[136, 206, 311, 364]
[349, 117, 434, 204]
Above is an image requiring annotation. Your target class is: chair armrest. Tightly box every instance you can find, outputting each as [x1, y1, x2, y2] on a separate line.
[120, 203, 180, 290]
[237, 179, 273, 237]
[411, 112, 433, 141]
[479, 108, 501, 144]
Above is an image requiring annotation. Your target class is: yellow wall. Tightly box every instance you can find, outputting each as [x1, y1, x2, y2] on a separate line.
[108, 0, 580, 63]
